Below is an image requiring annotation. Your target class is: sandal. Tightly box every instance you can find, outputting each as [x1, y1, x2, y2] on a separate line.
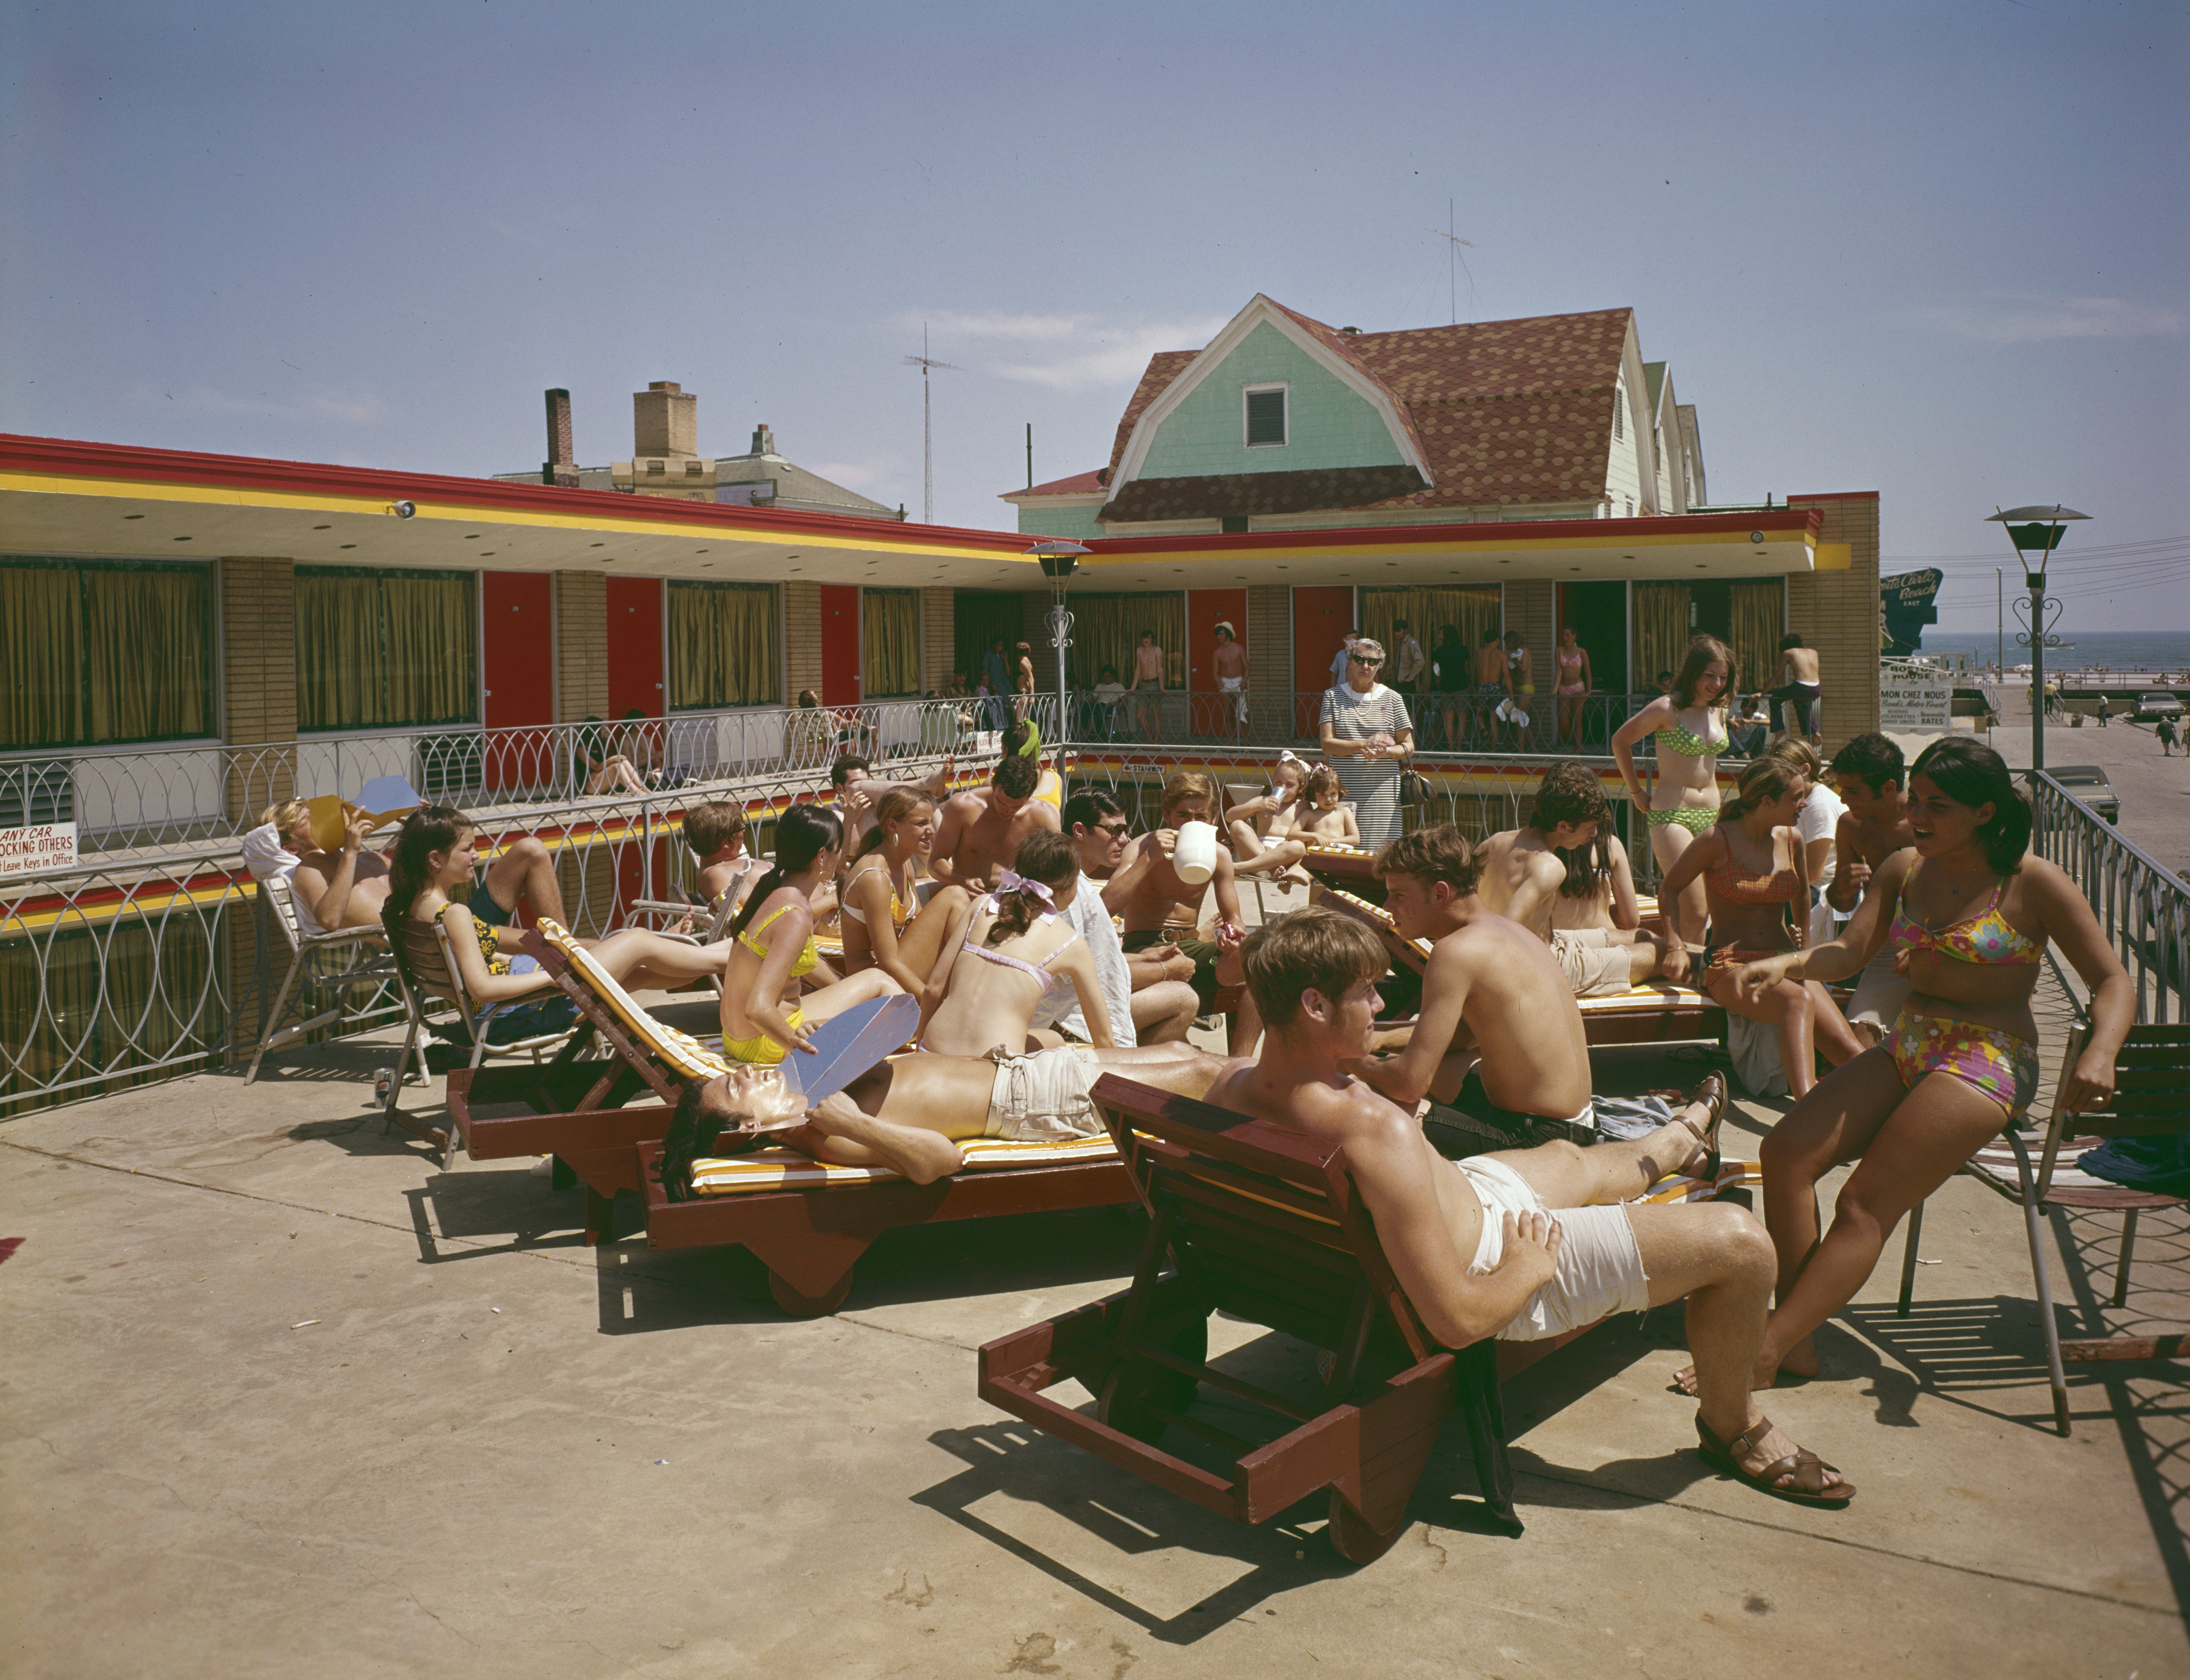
[1697, 1414, 1855, 1507]
[1682, 1073, 1727, 1179]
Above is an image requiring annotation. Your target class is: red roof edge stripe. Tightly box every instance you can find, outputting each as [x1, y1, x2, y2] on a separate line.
[0, 432, 1037, 552]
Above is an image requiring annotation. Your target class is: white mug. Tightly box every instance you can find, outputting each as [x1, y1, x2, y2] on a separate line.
[1172, 820, 1218, 886]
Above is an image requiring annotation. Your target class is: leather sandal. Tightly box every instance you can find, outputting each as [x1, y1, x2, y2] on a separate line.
[1697, 1414, 1855, 1507]
[1681, 1073, 1727, 1179]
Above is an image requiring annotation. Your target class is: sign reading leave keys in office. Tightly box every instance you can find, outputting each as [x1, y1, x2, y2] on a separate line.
[0, 822, 77, 882]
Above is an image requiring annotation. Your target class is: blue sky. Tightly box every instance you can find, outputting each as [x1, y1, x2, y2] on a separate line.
[2, 0, 2184, 630]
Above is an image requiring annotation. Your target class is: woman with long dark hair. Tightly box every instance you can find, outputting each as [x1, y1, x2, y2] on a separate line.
[718, 803, 901, 1064]
[1678, 738, 2133, 1392]
[1613, 633, 1734, 953]
[1659, 757, 1863, 1099]
[381, 807, 734, 1039]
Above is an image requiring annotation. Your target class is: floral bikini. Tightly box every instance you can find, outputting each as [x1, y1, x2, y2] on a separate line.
[1883, 863, 2044, 1119]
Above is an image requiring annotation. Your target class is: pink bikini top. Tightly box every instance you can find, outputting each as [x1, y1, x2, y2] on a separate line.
[1888, 862, 2042, 965]
[958, 907, 1078, 996]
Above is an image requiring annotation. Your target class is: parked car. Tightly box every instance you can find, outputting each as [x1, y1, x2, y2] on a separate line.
[2134, 692, 2185, 723]
[2045, 764, 2119, 824]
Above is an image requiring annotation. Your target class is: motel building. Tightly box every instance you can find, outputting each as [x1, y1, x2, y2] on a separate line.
[0, 293, 1877, 1111]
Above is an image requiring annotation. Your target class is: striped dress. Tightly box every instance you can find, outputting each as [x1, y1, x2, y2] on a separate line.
[1319, 681, 1414, 846]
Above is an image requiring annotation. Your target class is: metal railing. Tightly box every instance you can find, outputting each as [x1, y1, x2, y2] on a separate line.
[0, 696, 1047, 860]
[2029, 769, 2190, 1024]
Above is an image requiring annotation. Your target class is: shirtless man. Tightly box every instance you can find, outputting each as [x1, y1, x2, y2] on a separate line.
[829, 752, 955, 848]
[1102, 772, 1251, 1045]
[928, 750, 1058, 891]
[668, 1036, 1223, 1188]
[1132, 630, 1168, 742]
[1773, 634, 1823, 745]
[1823, 732, 1916, 1048]
[1475, 763, 1662, 996]
[241, 797, 564, 938]
[1200, 907, 1854, 1508]
[1210, 620, 1249, 740]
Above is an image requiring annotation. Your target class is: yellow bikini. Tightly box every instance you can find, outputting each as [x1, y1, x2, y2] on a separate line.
[723, 903, 819, 1064]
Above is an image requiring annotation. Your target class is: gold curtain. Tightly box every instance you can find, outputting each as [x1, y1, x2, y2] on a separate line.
[1726, 579, 1784, 700]
[83, 569, 214, 742]
[382, 573, 475, 725]
[0, 567, 85, 748]
[1066, 592, 1186, 689]
[1634, 584, 1691, 693]
[862, 589, 920, 698]
[297, 569, 475, 731]
[1360, 586, 1500, 678]
[297, 572, 388, 730]
[669, 581, 780, 708]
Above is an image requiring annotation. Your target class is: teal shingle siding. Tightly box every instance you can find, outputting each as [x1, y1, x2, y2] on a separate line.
[1139, 323, 1405, 480]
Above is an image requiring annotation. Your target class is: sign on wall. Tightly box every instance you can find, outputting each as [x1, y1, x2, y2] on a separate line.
[0, 821, 78, 882]
[1879, 665, 1953, 732]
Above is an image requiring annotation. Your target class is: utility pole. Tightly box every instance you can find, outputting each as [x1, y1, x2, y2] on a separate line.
[1025, 423, 1033, 491]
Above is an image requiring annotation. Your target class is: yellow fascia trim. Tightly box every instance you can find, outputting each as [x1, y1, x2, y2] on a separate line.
[0, 471, 1036, 565]
[1813, 542, 1852, 572]
[1081, 526, 1806, 567]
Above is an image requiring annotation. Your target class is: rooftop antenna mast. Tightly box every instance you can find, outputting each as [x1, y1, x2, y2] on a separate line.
[902, 323, 962, 524]
[1429, 199, 1475, 325]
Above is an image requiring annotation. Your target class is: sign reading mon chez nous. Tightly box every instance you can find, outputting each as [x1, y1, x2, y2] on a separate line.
[0, 822, 78, 882]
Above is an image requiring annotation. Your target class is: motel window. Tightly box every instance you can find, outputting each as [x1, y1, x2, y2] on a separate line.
[1244, 385, 1287, 448]
[1064, 591, 1186, 691]
[0, 559, 215, 749]
[862, 589, 920, 699]
[295, 567, 477, 732]
[668, 580, 780, 709]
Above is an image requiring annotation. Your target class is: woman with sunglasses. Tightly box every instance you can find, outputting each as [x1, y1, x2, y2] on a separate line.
[1317, 636, 1415, 847]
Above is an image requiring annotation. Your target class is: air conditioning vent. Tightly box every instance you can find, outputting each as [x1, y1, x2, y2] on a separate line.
[1245, 388, 1287, 448]
[0, 760, 74, 828]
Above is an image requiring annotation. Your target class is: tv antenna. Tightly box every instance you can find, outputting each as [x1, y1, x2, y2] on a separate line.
[902, 323, 962, 524]
[1428, 199, 1475, 325]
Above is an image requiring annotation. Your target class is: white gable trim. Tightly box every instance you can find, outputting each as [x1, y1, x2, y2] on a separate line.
[1110, 295, 1433, 492]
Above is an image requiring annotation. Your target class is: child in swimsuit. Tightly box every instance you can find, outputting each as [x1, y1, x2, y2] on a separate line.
[1293, 764, 1361, 846]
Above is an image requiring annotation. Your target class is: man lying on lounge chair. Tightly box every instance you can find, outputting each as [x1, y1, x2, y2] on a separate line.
[665, 1040, 1224, 1189]
[1475, 763, 1664, 997]
[1203, 907, 1855, 1509]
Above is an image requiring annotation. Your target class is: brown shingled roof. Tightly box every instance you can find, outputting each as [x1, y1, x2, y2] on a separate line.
[1102, 303, 1633, 512]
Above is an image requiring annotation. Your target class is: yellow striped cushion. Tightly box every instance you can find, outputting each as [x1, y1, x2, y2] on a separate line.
[689, 1131, 1119, 1194]
[535, 918, 737, 1083]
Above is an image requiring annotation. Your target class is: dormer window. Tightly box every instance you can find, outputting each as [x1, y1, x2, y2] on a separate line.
[647, 459, 666, 476]
[1244, 384, 1287, 448]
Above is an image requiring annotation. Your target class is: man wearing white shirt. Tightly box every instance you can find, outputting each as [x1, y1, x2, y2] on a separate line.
[1032, 789, 1200, 1047]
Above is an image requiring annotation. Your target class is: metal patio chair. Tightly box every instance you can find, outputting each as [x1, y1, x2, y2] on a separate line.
[244, 875, 413, 1086]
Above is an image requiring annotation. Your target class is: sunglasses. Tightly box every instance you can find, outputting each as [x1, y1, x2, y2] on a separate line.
[1094, 820, 1131, 838]
[1349, 654, 1381, 666]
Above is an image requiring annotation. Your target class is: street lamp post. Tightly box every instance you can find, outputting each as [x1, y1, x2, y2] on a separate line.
[1027, 540, 1091, 744]
[1988, 504, 2089, 773]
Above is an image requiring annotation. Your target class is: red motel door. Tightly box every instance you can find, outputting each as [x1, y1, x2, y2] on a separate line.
[1292, 585, 1355, 733]
[482, 571, 555, 792]
[606, 577, 664, 718]
[820, 585, 862, 707]
[1187, 588, 1247, 735]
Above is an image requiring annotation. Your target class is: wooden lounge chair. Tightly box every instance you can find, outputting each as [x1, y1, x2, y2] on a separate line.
[639, 1127, 1136, 1317]
[1297, 840, 1383, 901]
[978, 1074, 1755, 1562]
[1897, 1020, 2190, 1436]
[443, 917, 743, 1241]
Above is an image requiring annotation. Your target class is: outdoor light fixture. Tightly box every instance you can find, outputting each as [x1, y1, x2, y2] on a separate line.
[1027, 539, 1091, 739]
[390, 500, 418, 519]
[1987, 503, 2090, 773]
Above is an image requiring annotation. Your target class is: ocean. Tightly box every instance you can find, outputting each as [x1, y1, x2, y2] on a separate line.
[1911, 628, 2190, 676]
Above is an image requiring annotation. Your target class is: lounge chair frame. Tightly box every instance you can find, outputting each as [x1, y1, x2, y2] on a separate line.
[244, 875, 415, 1085]
[979, 1074, 1554, 1564]
[1897, 1018, 2190, 1436]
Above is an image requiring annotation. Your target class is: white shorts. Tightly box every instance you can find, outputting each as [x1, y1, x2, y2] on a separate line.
[1549, 928, 1632, 997]
[1453, 1155, 1651, 1342]
[1219, 675, 1246, 720]
[1847, 943, 1913, 1031]
[984, 1045, 1105, 1142]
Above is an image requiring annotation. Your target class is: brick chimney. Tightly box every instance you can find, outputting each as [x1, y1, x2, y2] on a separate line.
[633, 380, 698, 459]
[543, 388, 577, 487]
[751, 422, 776, 456]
